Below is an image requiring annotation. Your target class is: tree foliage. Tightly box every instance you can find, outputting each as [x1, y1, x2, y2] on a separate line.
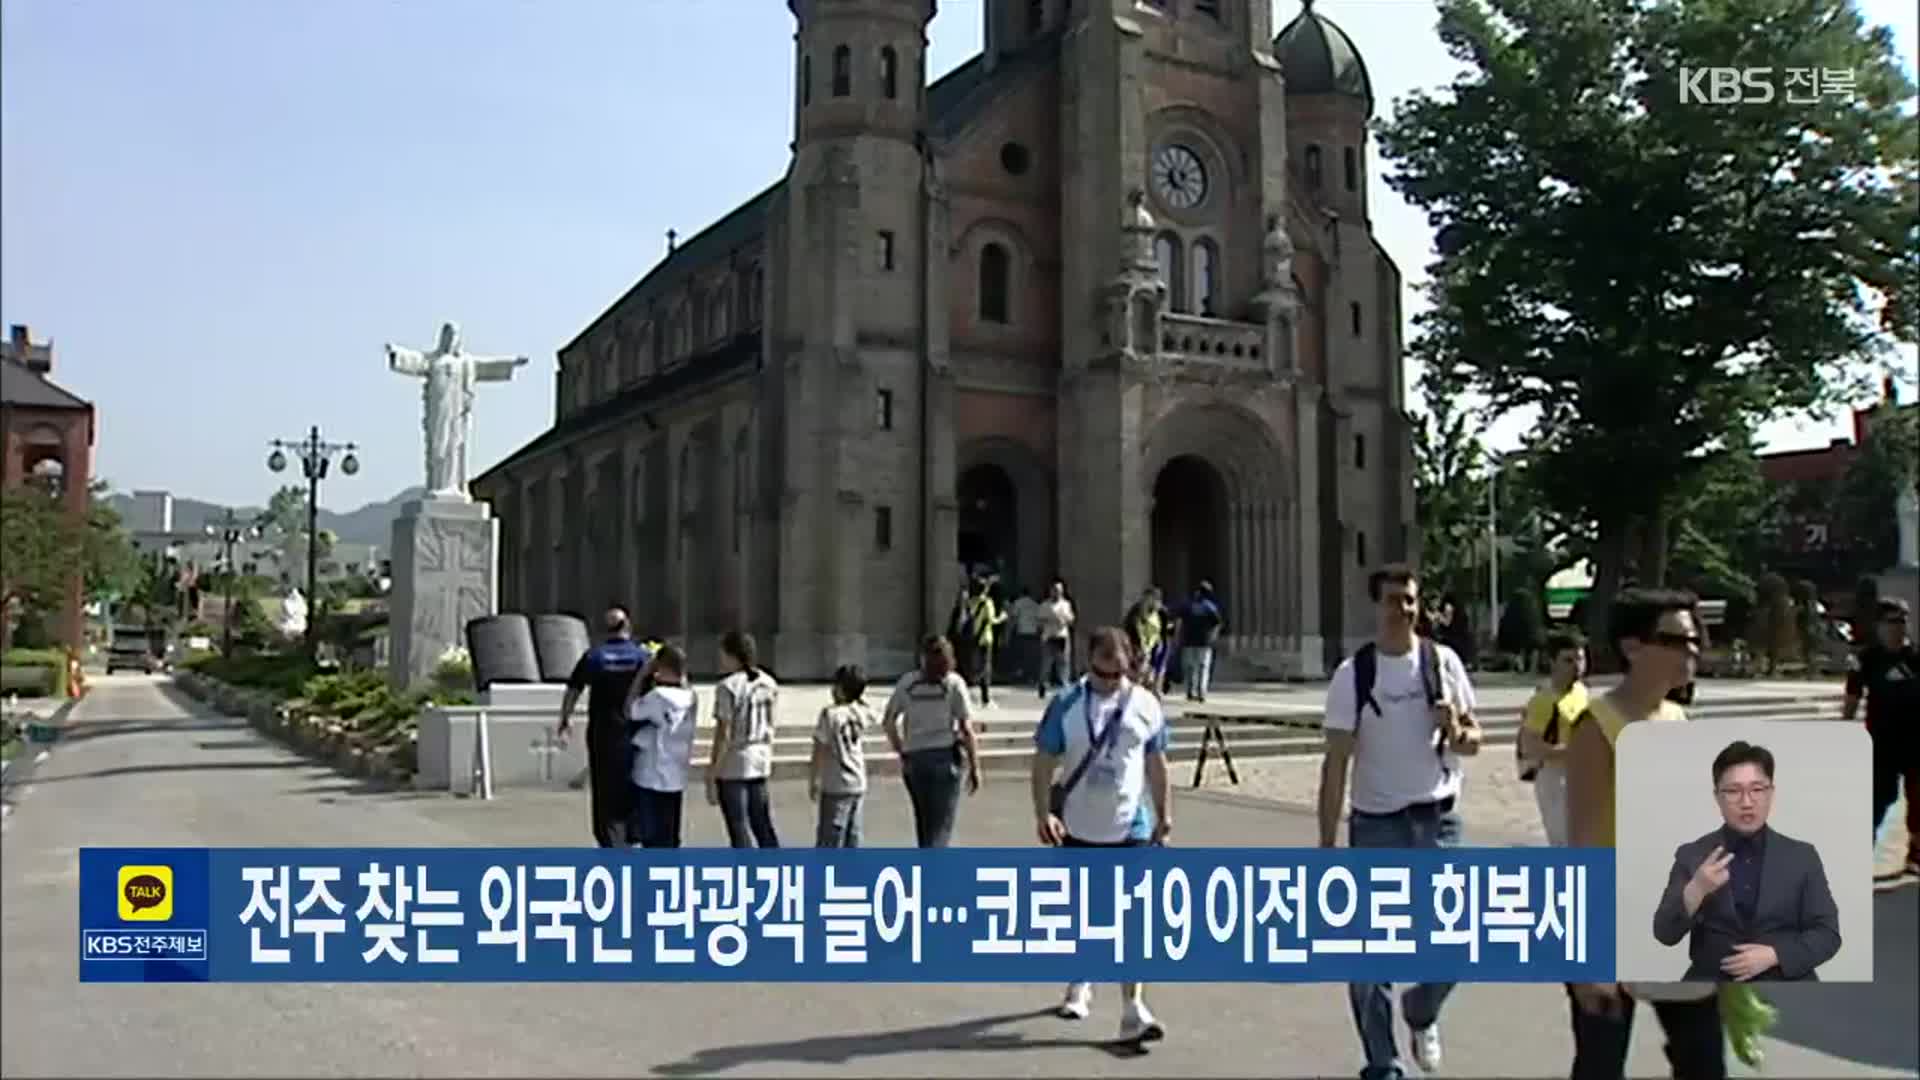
[1834, 400, 1920, 568]
[1412, 375, 1492, 602]
[1378, 0, 1919, 652]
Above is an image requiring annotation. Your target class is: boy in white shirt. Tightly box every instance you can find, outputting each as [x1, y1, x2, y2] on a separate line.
[626, 643, 697, 848]
[811, 664, 874, 847]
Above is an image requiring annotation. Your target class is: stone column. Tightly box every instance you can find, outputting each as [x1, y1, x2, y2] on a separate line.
[1264, 502, 1286, 649]
[1233, 503, 1256, 643]
[1246, 501, 1268, 643]
[1293, 387, 1324, 677]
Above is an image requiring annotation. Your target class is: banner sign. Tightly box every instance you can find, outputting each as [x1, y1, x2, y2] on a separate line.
[78, 847, 1615, 983]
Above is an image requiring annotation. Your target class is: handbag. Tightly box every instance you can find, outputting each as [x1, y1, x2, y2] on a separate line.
[1048, 685, 1134, 818]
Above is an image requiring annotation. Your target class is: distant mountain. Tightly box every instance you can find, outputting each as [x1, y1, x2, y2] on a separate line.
[106, 487, 427, 548]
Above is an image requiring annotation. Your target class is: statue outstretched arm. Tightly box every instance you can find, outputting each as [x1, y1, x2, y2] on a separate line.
[470, 354, 530, 381]
[386, 345, 430, 376]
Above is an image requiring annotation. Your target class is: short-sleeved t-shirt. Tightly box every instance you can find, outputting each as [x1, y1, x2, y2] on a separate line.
[1846, 645, 1919, 740]
[1322, 640, 1478, 814]
[566, 638, 651, 728]
[629, 684, 698, 793]
[1522, 681, 1590, 747]
[885, 671, 972, 754]
[1035, 678, 1170, 844]
[813, 701, 873, 796]
[713, 670, 779, 780]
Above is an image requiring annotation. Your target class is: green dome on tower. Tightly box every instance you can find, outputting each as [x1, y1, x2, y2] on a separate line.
[1273, 0, 1376, 117]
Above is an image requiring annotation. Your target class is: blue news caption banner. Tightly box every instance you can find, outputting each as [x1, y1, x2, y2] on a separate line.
[78, 847, 1615, 984]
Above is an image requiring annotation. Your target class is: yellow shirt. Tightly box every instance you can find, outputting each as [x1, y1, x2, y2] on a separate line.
[1521, 681, 1590, 746]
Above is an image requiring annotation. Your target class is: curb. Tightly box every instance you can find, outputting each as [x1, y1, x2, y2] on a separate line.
[170, 673, 413, 790]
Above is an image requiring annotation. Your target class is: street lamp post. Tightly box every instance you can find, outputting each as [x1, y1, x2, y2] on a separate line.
[206, 509, 264, 658]
[266, 426, 360, 657]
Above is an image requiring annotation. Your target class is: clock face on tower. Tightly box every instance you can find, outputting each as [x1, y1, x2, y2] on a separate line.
[1152, 144, 1209, 210]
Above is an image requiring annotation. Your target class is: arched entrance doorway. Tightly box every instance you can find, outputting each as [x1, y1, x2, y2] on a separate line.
[957, 463, 1019, 582]
[1150, 454, 1229, 602]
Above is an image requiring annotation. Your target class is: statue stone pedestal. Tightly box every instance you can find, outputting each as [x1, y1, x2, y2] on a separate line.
[389, 497, 498, 692]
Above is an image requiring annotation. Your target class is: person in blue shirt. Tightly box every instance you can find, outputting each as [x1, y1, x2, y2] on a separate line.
[556, 608, 651, 847]
[1177, 583, 1225, 702]
[1030, 626, 1172, 1044]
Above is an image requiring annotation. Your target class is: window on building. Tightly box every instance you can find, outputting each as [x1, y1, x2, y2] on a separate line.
[832, 45, 851, 97]
[1155, 232, 1185, 313]
[874, 506, 893, 551]
[711, 290, 730, 342]
[1355, 433, 1367, 469]
[1196, 0, 1221, 17]
[1350, 301, 1362, 337]
[979, 243, 1011, 324]
[1192, 238, 1219, 317]
[1356, 529, 1368, 567]
[1305, 145, 1323, 189]
[750, 267, 765, 323]
[875, 388, 894, 430]
[733, 427, 751, 554]
[1027, 0, 1046, 34]
[1344, 146, 1358, 192]
[878, 230, 896, 271]
[880, 46, 898, 99]
[801, 55, 811, 106]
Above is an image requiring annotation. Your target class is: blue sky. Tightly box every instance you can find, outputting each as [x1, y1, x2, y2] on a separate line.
[3, 0, 1915, 512]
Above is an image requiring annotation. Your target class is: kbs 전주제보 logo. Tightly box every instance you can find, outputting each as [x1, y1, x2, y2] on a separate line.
[117, 865, 173, 922]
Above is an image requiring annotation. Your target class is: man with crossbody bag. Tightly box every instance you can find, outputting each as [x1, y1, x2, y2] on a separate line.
[1317, 565, 1482, 1079]
[1032, 626, 1172, 1044]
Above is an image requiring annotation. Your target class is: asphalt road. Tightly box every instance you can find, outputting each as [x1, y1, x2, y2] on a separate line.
[2, 675, 1912, 1078]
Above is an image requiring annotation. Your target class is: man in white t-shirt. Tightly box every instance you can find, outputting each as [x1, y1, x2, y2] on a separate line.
[1316, 564, 1482, 1080]
[1036, 580, 1076, 698]
[1010, 587, 1043, 684]
[1031, 626, 1171, 1045]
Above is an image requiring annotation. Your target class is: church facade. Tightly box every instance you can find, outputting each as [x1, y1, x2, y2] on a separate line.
[471, 0, 1416, 679]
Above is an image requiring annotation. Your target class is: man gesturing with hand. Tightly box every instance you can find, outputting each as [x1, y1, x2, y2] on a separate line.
[1652, 740, 1841, 983]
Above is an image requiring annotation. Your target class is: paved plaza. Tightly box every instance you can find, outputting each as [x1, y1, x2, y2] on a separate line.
[2, 675, 1914, 1077]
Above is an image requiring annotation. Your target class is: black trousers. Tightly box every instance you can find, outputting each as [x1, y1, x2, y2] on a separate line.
[628, 786, 684, 848]
[585, 719, 631, 848]
[1565, 987, 1725, 1080]
[715, 777, 779, 848]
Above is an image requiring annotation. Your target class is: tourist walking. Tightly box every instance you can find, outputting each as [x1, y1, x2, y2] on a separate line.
[1177, 582, 1224, 702]
[954, 575, 1005, 706]
[1032, 627, 1171, 1044]
[882, 635, 982, 847]
[1315, 564, 1482, 1079]
[1009, 586, 1043, 684]
[1037, 580, 1076, 698]
[707, 630, 781, 848]
[1564, 588, 1726, 1079]
[1124, 587, 1169, 695]
[811, 663, 874, 847]
[1845, 596, 1919, 876]
[625, 643, 696, 848]
[555, 608, 651, 848]
[1516, 628, 1590, 846]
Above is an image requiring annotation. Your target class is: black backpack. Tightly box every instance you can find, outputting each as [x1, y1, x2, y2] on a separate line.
[1352, 637, 1445, 756]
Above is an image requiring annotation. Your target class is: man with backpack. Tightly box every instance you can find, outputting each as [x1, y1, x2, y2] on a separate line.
[1315, 564, 1483, 1079]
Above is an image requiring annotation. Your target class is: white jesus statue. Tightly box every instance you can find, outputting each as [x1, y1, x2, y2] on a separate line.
[385, 322, 528, 500]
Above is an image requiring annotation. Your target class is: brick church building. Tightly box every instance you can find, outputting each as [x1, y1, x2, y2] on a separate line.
[473, 0, 1414, 679]
[1, 324, 97, 651]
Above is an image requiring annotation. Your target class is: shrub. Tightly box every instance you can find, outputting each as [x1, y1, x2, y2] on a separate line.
[2, 647, 68, 698]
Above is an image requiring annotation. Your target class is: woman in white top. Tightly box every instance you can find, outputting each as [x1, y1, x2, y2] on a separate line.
[707, 630, 781, 848]
[883, 635, 982, 847]
[625, 643, 697, 848]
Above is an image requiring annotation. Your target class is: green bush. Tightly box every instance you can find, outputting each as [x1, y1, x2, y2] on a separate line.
[2, 647, 69, 698]
[192, 652, 318, 697]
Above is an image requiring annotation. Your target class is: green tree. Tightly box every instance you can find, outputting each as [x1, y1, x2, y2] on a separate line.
[81, 479, 143, 606]
[1378, 0, 1919, 653]
[1411, 373, 1490, 602]
[1834, 399, 1919, 569]
[1665, 432, 1786, 603]
[1755, 572, 1796, 673]
[0, 486, 78, 626]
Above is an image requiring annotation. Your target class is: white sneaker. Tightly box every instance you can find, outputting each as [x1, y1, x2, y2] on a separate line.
[1119, 998, 1165, 1043]
[1057, 982, 1092, 1020]
[1409, 1020, 1442, 1072]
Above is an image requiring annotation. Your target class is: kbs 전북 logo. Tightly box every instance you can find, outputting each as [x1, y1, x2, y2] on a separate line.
[117, 865, 173, 922]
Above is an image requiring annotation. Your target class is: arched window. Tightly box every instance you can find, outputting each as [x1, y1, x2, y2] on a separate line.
[1027, 0, 1046, 34]
[1343, 146, 1358, 192]
[1349, 300, 1363, 337]
[800, 55, 812, 106]
[750, 266, 765, 323]
[979, 243, 1011, 324]
[1305, 145, 1323, 189]
[880, 46, 898, 100]
[832, 45, 851, 97]
[1154, 232, 1185, 313]
[710, 287, 729, 342]
[1191, 238, 1219, 317]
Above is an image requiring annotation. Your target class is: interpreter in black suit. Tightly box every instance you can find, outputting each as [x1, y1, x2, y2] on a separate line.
[1652, 740, 1842, 982]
